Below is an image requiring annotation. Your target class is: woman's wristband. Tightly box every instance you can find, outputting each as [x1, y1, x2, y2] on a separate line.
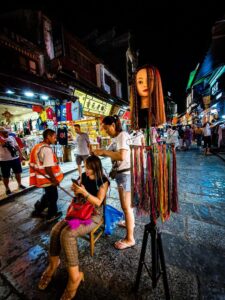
[85, 193, 90, 200]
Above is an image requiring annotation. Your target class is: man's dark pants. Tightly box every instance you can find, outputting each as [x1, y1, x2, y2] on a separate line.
[35, 185, 58, 218]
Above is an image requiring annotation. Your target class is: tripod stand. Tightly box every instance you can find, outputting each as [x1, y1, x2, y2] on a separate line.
[134, 220, 170, 299]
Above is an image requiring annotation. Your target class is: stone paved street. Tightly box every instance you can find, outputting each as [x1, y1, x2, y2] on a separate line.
[0, 150, 225, 300]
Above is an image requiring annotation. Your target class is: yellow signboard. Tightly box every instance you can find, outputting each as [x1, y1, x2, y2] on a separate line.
[74, 90, 112, 116]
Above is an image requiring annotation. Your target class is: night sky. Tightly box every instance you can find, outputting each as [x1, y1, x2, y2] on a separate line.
[2, 1, 225, 112]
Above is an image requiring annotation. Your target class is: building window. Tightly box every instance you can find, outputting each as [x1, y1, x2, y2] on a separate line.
[105, 74, 117, 97]
[19, 56, 38, 74]
[19, 56, 27, 70]
[29, 60, 37, 74]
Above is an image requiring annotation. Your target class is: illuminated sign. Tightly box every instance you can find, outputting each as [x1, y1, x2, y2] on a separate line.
[74, 90, 112, 116]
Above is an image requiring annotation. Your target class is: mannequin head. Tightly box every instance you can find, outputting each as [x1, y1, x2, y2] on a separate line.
[136, 68, 154, 100]
[130, 64, 166, 129]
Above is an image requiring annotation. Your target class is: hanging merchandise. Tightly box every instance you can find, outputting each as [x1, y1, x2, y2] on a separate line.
[131, 144, 178, 223]
[46, 106, 55, 120]
[39, 109, 47, 122]
[56, 104, 67, 122]
[130, 64, 178, 224]
[57, 124, 68, 145]
[32, 105, 43, 113]
[66, 100, 72, 121]
[71, 97, 83, 121]
[130, 65, 175, 296]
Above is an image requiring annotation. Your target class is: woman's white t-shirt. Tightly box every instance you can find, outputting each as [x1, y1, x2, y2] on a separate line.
[108, 131, 130, 173]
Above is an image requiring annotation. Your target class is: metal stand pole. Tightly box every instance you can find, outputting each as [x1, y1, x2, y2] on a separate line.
[134, 220, 170, 300]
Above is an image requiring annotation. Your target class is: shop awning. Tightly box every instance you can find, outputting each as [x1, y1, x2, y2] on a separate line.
[0, 71, 73, 100]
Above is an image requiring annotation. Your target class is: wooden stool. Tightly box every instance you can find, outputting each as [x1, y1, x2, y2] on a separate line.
[80, 199, 106, 256]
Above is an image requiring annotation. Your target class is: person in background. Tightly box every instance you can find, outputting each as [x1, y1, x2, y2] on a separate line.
[194, 124, 203, 148]
[166, 125, 179, 150]
[129, 129, 145, 146]
[177, 125, 185, 150]
[93, 115, 135, 250]
[74, 124, 90, 178]
[30, 129, 63, 223]
[0, 127, 26, 195]
[183, 125, 193, 150]
[203, 122, 212, 155]
[56, 141, 64, 164]
[37, 155, 109, 300]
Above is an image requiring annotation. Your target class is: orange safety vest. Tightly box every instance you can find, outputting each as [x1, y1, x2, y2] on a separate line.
[29, 143, 63, 187]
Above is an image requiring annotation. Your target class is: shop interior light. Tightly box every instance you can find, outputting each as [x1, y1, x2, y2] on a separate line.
[40, 95, 49, 100]
[222, 115, 225, 119]
[24, 91, 34, 97]
[212, 103, 217, 108]
[6, 89, 15, 94]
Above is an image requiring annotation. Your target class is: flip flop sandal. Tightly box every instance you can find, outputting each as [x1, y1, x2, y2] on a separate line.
[60, 272, 84, 300]
[38, 261, 60, 290]
[114, 239, 136, 250]
[38, 271, 53, 290]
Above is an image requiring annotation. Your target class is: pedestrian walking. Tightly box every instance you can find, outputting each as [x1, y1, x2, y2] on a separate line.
[184, 126, 193, 150]
[93, 115, 135, 250]
[166, 125, 179, 150]
[203, 122, 212, 155]
[30, 128, 63, 223]
[74, 124, 90, 178]
[0, 126, 26, 195]
[194, 124, 203, 148]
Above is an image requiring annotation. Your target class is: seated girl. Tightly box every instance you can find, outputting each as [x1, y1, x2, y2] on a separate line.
[38, 155, 109, 300]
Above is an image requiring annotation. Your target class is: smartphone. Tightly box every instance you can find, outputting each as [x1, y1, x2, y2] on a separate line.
[71, 178, 80, 186]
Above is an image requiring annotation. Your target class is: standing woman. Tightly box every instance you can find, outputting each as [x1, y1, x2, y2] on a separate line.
[93, 115, 135, 250]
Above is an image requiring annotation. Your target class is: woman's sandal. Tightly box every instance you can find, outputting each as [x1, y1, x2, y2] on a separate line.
[38, 261, 60, 290]
[38, 270, 53, 290]
[60, 272, 84, 300]
[114, 239, 136, 250]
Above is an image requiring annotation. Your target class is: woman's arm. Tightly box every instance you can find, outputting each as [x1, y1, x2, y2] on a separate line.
[93, 148, 127, 161]
[72, 181, 109, 207]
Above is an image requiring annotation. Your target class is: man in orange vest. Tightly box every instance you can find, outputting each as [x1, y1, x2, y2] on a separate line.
[30, 129, 64, 223]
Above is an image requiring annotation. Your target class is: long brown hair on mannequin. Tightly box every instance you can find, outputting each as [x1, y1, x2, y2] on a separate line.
[130, 64, 166, 130]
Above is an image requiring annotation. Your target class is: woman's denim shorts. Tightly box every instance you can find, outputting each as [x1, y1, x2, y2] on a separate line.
[115, 173, 131, 192]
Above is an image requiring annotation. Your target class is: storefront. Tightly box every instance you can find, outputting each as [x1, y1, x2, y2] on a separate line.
[0, 74, 127, 164]
[0, 93, 59, 167]
[72, 88, 113, 148]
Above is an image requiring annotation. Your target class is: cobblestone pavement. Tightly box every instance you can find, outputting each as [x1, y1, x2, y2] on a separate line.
[0, 149, 225, 300]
